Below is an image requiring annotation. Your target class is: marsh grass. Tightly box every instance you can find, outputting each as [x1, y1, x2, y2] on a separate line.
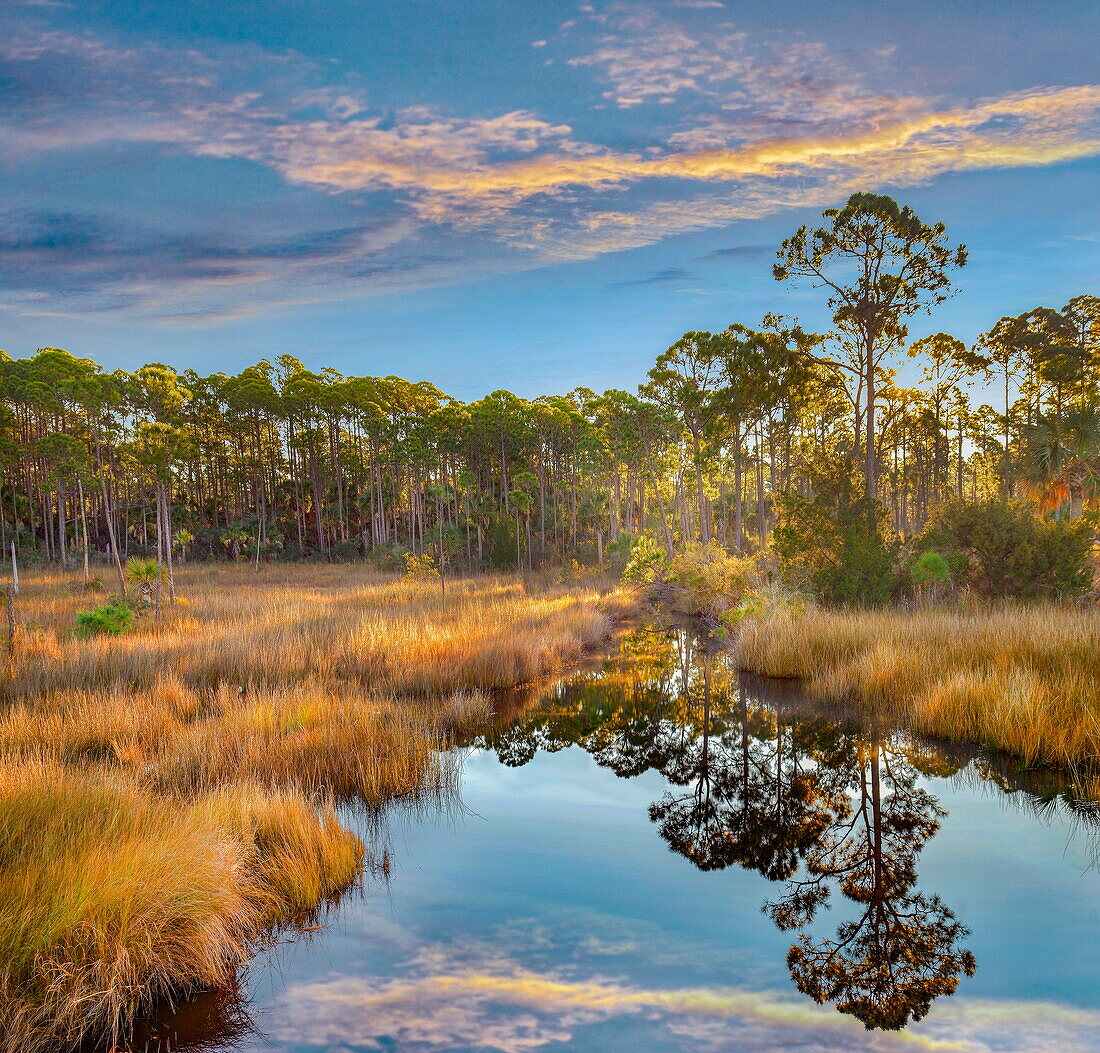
[3, 566, 628, 698]
[739, 605, 1100, 766]
[0, 565, 629, 1051]
[0, 762, 363, 1053]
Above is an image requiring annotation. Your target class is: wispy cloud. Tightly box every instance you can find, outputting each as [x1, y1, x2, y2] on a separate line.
[565, 3, 904, 118]
[696, 244, 771, 262]
[608, 266, 696, 289]
[0, 206, 427, 320]
[1, 5, 1099, 320]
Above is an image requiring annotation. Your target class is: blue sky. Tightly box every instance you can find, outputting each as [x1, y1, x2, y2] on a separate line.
[1, 0, 1098, 398]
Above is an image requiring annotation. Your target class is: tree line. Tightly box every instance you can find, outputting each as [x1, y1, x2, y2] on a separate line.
[1, 193, 1097, 585]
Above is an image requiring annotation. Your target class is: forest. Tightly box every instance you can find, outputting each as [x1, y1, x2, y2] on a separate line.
[2, 194, 1098, 608]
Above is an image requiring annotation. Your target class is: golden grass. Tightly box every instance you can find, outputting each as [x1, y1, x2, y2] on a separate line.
[738, 605, 1100, 766]
[0, 565, 631, 1051]
[0, 762, 362, 1053]
[3, 566, 630, 698]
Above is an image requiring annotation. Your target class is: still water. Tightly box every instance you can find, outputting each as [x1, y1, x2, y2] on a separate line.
[142, 628, 1100, 1052]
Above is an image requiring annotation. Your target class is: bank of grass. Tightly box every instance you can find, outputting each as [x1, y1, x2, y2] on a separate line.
[738, 605, 1100, 767]
[0, 762, 362, 1053]
[0, 565, 631, 1051]
[4, 566, 630, 699]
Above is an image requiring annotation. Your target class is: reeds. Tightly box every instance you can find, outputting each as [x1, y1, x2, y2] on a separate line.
[738, 605, 1100, 765]
[0, 566, 630, 1051]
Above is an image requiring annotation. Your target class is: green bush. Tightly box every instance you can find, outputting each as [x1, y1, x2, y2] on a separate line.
[771, 459, 900, 606]
[621, 535, 667, 586]
[657, 541, 757, 629]
[330, 539, 363, 561]
[916, 498, 1092, 600]
[366, 543, 410, 571]
[904, 549, 952, 605]
[73, 601, 134, 639]
[907, 550, 951, 586]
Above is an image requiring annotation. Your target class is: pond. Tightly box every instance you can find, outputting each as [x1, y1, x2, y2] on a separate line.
[135, 626, 1100, 1052]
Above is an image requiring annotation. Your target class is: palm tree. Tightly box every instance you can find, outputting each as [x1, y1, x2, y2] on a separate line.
[125, 556, 164, 611]
[1019, 404, 1100, 518]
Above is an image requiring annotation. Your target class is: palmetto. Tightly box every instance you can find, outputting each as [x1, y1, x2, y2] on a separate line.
[1019, 404, 1100, 517]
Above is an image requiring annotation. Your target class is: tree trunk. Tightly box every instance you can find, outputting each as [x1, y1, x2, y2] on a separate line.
[77, 478, 89, 587]
[159, 481, 176, 603]
[57, 482, 67, 569]
[733, 445, 744, 555]
[100, 473, 126, 597]
[864, 349, 878, 500]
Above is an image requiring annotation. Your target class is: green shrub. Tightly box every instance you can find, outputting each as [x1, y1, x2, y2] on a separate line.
[904, 549, 952, 605]
[366, 543, 410, 571]
[73, 601, 134, 639]
[908, 550, 951, 586]
[916, 498, 1092, 600]
[621, 535, 666, 586]
[662, 541, 756, 623]
[771, 459, 900, 606]
[330, 539, 363, 561]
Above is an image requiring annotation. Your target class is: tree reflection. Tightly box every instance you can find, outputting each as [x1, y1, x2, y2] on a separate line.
[475, 628, 979, 1031]
[109, 983, 254, 1053]
[649, 655, 835, 880]
[763, 736, 976, 1029]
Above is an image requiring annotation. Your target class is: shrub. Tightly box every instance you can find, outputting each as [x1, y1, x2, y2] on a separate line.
[73, 601, 134, 639]
[404, 552, 439, 582]
[916, 498, 1092, 600]
[330, 539, 363, 561]
[366, 543, 409, 571]
[771, 459, 900, 606]
[661, 541, 756, 624]
[906, 550, 952, 604]
[621, 536, 666, 586]
[908, 550, 951, 586]
[557, 558, 594, 583]
[606, 530, 638, 571]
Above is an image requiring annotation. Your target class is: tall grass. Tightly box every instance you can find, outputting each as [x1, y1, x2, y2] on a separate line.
[0, 566, 630, 1051]
[0, 762, 362, 1053]
[738, 605, 1100, 766]
[4, 567, 630, 699]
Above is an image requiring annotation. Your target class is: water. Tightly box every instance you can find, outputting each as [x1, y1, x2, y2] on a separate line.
[139, 628, 1100, 1052]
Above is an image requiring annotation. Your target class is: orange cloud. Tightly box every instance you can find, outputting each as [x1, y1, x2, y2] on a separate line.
[228, 83, 1100, 263]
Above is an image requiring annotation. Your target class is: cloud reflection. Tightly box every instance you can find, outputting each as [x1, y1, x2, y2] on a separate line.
[269, 944, 1100, 1053]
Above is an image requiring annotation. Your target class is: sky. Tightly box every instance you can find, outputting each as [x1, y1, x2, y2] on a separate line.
[1, 0, 1099, 398]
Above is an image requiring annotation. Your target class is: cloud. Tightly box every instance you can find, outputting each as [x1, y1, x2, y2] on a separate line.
[0, 206, 427, 320]
[608, 266, 696, 289]
[1, 7, 1100, 320]
[696, 244, 771, 262]
[195, 84, 1100, 245]
[566, 4, 905, 118]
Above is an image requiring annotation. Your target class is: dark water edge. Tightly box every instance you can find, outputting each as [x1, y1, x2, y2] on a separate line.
[114, 624, 1100, 1053]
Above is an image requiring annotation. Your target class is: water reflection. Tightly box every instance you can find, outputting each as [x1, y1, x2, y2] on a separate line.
[472, 627, 1100, 1031]
[100, 984, 253, 1053]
